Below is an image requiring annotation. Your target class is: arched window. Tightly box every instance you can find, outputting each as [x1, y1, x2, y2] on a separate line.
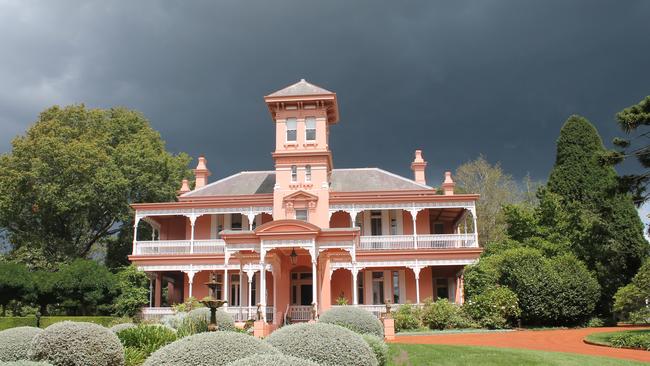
[291, 165, 297, 182]
[305, 165, 312, 182]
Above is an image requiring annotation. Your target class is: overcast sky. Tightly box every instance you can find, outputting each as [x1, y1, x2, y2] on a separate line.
[1, 0, 649, 189]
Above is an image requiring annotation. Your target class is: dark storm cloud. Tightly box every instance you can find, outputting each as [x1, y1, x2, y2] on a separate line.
[1, 0, 649, 186]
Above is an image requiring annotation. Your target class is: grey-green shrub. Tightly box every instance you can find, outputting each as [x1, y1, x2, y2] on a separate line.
[318, 306, 383, 337]
[0, 327, 42, 361]
[160, 313, 186, 330]
[361, 334, 388, 366]
[29, 321, 125, 366]
[0, 362, 53, 366]
[266, 323, 377, 366]
[110, 323, 137, 333]
[225, 354, 319, 366]
[177, 308, 235, 336]
[144, 331, 277, 366]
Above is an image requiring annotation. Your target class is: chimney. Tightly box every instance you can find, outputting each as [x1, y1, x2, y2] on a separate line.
[178, 179, 190, 195]
[193, 156, 211, 189]
[442, 171, 455, 195]
[411, 150, 428, 185]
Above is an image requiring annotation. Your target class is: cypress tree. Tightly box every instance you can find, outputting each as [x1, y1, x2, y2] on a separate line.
[544, 115, 648, 314]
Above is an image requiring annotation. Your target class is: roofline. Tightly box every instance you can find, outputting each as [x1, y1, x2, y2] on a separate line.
[373, 167, 433, 190]
[181, 172, 245, 198]
[132, 194, 273, 210]
[330, 191, 480, 204]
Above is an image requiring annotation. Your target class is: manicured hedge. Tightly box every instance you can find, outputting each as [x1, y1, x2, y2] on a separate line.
[0, 317, 120, 331]
[0, 327, 43, 361]
[225, 354, 319, 366]
[318, 306, 384, 338]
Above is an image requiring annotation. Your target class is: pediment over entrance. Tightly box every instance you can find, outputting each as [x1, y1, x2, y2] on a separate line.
[283, 190, 318, 209]
[254, 219, 321, 235]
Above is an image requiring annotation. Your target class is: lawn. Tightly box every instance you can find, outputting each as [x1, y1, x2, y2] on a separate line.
[388, 344, 646, 366]
[585, 329, 650, 347]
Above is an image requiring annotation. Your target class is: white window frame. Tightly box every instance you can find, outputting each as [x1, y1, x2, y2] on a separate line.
[291, 165, 298, 182]
[295, 209, 308, 222]
[286, 118, 297, 142]
[305, 165, 312, 182]
[305, 117, 316, 141]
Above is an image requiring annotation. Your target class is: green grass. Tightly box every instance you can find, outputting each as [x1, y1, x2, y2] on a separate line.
[0, 316, 121, 330]
[388, 344, 645, 366]
[585, 329, 650, 347]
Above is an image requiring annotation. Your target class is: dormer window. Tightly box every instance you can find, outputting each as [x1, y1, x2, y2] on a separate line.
[305, 117, 316, 141]
[305, 165, 312, 182]
[286, 118, 297, 142]
[291, 165, 297, 182]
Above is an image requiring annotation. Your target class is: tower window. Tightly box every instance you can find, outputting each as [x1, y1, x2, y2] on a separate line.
[291, 165, 297, 182]
[296, 209, 308, 221]
[305, 117, 316, 141]
[305, 165, 312, 182]
[286, 118, 297, 142]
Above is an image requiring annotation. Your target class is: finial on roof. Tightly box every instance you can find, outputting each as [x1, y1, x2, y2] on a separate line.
[179, 179, 190, 195]
[194, 156, 211, 189]
[300, 78, 306, 82]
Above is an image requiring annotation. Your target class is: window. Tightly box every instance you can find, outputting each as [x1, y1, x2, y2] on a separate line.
[305, 117, 316, 141]
[372, 271, 385, 304]
[230, 274, 240, 306]
[291, 165, 297, 182]
[231, 214, 242, 231]
[286, 118, 297, 142]
[251, 273, 257, 305]
[305, 165, 312, 182]
[370, 211, 382, 236]
[436, 278, 449, 300]
[357, 271, 364, 304]
[390, 211, 398, 235]
[296, 209, 308, 222]
[392, 271, 400, 304]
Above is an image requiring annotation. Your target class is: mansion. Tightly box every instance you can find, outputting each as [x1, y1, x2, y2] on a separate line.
[129, 79, 482, 325]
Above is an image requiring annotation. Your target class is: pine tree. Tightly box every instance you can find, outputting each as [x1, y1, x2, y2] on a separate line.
[544, 115, 648, 314]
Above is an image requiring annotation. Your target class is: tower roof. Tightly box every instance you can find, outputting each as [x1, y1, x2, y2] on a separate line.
[266, 79, 334, 97]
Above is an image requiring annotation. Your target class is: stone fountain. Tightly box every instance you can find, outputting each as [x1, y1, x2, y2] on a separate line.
[200, 272, 227, 331]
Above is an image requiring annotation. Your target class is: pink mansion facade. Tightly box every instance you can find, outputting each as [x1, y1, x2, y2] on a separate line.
[129, 80, 482, 324]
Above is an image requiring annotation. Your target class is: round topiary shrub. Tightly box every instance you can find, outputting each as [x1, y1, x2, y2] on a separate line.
[110, 323, 137, 333]
[0, 361, 53, 366]
[0, 327, 43, 361]
[144, 331, 278, 366]
[225, 354, 319, 366]
[361, 334, 388, 366]
[266, 323, 377, 366]
[29, 321, 125, 366]
[318, 306, 383, 337]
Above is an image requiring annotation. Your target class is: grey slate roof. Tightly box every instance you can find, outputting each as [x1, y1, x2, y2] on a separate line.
[182, 168, 431, 197]
[266, 79, 334, 97]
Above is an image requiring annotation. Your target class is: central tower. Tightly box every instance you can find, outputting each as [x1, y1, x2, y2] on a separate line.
[264, 79, 340, 227]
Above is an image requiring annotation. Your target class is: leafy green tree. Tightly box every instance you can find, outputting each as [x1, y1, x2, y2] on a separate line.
[614, 260, 650, 322]
[57, 259, 117, 315]
[0, 261, 30, 316]
[27, 270, 60, 315]
[602, 96, 650, 205]
[113, 265, 150, 317]
[509, 115, 648, 314]
[0, 105, 191, 265]
[455, 156, 522, 246]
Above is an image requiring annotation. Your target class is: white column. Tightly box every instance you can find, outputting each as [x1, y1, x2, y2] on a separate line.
[409, 210, 418, 249]
[470, 207, 478, 247]
[149, 277, 153, 308]
[186, 270, 196, 299]
[247, 271, 254, 319]
[247, 213, 256, 231]
[413, 267, 421, 304]
[132, 217, 141, 255]
[224, 268, 229, 304]
[350, 210, 358, 228]
[239, 269, 243, 310]
[260, 259, 267, 321]
[311, 258, 318, 310]
[189, 215, 197, 254]
[352, 268, 359, 305]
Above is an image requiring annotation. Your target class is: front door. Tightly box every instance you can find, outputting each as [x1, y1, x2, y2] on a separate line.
[300, 284, 313, 305]
[291, 271, 313, 305]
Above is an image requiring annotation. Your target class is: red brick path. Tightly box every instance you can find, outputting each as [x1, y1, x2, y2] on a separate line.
[392, 327, 650, 363]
